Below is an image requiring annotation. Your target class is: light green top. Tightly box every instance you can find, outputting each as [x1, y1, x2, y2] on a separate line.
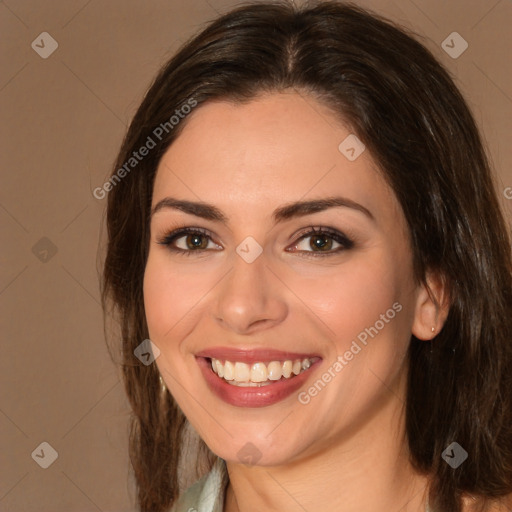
[170, 457, 228, 512]
[170, 457, 432, 512]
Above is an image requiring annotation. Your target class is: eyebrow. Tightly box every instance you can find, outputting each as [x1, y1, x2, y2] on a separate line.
[150, 196, 374, 224]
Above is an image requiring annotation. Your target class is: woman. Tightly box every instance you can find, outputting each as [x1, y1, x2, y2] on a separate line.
[101, 2, 512, 511]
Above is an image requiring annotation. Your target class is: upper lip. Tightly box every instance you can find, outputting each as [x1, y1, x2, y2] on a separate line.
[195, 347, 322, 364]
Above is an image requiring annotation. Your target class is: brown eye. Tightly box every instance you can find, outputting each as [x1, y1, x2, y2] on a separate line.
[183, 233, 209, 250]
[157, 227, 222, 254]
[309, 234, 334, 251]
[289, 227, 354, 257]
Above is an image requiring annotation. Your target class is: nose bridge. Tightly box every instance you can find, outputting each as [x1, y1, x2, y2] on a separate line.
[213, 247, 287, 333]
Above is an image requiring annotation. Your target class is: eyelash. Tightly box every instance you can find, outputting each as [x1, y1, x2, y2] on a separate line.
[156, 226, 355, 258]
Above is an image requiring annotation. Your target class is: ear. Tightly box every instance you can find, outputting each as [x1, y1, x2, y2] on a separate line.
[411, 270, 450, 340]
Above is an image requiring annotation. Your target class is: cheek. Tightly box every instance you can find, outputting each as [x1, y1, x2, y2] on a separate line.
[143, 251, 212, 342]
[289, 256, 410, 420]
[287, 254, 403, 352]
[142, 252, 213, 412]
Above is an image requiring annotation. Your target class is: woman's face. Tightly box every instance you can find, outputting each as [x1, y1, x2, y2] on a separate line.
[144, 91, 427, 466]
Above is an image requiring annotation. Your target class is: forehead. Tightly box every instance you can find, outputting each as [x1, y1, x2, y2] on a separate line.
[152, 92, 398, 223]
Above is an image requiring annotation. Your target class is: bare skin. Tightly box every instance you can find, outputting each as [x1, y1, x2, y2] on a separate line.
[143, 91, 451, 512]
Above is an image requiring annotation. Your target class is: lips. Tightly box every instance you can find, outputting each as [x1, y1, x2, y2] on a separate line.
[195, 347, 322, 408]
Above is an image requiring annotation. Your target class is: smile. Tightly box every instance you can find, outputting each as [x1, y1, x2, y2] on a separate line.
[210, 357, 319, 386]
[195, 348, 322, 407]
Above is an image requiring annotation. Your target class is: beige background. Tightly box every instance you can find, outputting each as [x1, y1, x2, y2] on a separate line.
[1, 0, 511, 511]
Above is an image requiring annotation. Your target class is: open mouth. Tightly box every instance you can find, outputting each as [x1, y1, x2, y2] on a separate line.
[209, 357, 320, 387]
[196, 353, 322, 407]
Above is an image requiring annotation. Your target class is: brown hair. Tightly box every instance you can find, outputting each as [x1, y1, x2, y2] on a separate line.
[101, 2, 512, 511]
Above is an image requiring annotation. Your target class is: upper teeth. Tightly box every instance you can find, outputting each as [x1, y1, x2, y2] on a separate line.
[210, 357, 315, 385]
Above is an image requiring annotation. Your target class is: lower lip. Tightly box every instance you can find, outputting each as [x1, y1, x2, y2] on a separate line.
[196, 357, 322, 408]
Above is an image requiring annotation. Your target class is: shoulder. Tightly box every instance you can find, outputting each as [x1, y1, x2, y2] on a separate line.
[170, 457, 229, 512]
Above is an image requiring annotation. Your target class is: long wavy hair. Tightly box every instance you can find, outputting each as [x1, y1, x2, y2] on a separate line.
[100, 2, 512, 511]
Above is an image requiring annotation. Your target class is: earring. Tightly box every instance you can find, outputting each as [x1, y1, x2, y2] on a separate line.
[431, 326, 436, 333]
[159, 375, 167, 394]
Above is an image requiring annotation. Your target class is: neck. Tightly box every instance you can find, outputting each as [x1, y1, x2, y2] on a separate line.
[224, 375, 429, 512]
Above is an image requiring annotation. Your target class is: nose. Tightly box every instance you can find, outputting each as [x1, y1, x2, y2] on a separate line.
[212, 249, 288, 335]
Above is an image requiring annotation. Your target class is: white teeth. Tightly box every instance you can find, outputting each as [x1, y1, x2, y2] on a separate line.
[224, 360, 234, 381]
[267, 361, 282, 381]
[282, 360, 292, 378]
[209, 357, 317, 384]
[234, 362, 250, 382]
[250, 362, 267, 382]
[215, 359, 224, 378]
